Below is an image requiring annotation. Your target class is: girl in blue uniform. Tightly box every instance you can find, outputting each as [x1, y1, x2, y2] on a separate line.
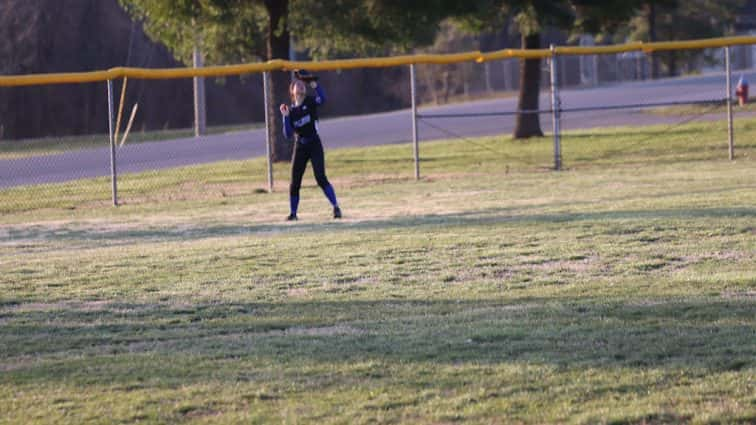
[279, 71, 341, 221]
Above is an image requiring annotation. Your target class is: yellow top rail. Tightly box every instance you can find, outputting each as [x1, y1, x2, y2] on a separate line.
[2, 35, 756, 87]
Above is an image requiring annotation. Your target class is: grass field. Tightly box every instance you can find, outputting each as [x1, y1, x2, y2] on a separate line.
[1, 120, 754, 424]
[647, 102, 756, 116]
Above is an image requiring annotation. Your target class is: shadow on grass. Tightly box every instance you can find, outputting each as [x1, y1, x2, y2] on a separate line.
[1, 296, 754, 386]
[3, 205, 754, 246]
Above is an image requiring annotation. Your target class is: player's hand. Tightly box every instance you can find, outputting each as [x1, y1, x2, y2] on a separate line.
[309, 81, 318, 89]
[279, 104, 289, 116]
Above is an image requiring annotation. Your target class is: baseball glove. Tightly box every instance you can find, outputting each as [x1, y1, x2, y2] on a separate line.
[294, 69, 318, 82]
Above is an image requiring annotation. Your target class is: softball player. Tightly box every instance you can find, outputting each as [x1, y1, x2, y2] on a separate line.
[279, 70, 341, 221]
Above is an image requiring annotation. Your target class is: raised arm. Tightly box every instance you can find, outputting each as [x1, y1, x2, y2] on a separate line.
[312, 82, 326, 106]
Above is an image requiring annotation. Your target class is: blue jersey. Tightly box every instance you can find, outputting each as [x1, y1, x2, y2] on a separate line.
[283, 85, 326, 143]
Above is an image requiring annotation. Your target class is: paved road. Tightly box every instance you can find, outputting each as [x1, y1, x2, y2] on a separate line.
[2, 70, 754, 188]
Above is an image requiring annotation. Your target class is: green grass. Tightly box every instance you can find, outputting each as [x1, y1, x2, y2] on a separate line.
[647, 102, 756, 116]
[0, 119, 754, 424]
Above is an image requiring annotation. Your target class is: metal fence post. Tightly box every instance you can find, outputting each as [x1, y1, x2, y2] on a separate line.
[549, 44, 562, 171]
[410, 64, 420, 180]
[262, 71, 274, 193]
[193, 43, 207, 137]
[484, 61, 493, 93]
[725, 46, 735, 160]
[107, 80, 118, 206]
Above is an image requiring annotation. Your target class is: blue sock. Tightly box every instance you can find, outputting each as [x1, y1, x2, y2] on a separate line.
[290, 195, 299, 215]
[323, 185, 338, 207]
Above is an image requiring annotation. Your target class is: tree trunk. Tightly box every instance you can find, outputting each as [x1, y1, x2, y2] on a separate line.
[264, 0, 292, 162]
[648, 2, 659, 79]
[514, 33, 543, 139]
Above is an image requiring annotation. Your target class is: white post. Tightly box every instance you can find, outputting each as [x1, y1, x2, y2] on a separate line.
[593, 55, 599, 85]
[503, 60, 512, 91]
[484, 61, 493, 93]
[410, 64, 420, 180]
[579, 35, 597, 86]
[549, 45, 562, 171]
[725, 46, 735, 160]
[193, 43, 207, 137]
[263, 72, 274, 192]
[107, 80, 118, 206]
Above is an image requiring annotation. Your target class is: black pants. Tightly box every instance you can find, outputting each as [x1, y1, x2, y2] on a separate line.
[290, 137, 331, 197]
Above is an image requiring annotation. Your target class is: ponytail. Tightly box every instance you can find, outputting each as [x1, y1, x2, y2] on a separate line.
[289, 81, 298, 103]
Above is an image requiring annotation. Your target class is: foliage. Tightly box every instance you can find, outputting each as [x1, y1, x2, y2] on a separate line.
[291, 0, 457, 59]
[118, 0, 266, 65]
[453, 0, 636, 39]
[623, 0, 742, 42]
[620, 0, 745, 75]
[118, 0, 464, 64]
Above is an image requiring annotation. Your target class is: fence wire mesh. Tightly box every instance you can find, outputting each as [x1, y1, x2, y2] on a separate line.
[1, 45, 754, 213]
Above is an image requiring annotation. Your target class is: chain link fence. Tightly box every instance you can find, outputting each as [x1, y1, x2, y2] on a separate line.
[1, 41, 755, 213]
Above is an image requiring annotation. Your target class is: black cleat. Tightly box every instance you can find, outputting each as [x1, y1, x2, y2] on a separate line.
[333, 206, 342, 219]
[286, 214, 298, 221]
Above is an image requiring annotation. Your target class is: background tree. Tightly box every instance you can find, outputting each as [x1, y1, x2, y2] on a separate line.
[412, 21, 485, 105]
[623, 0, 744, 77]
[457, 0, 640, 139]
[120, 0, 458, 161]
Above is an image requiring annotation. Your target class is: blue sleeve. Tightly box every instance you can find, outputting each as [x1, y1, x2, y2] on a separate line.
[314, 85, 326, 106]
[282, 114, 294, 139]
